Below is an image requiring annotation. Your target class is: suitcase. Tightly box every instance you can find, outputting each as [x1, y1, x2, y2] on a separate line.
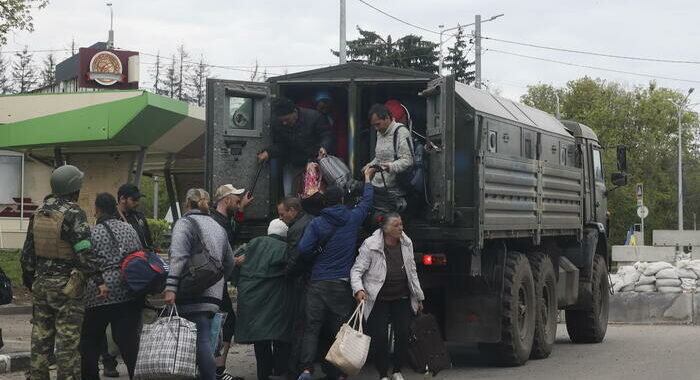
[407, 313, 451, 376]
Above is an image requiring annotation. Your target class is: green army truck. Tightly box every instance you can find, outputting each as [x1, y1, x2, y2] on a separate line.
[205, 63, 627, 366]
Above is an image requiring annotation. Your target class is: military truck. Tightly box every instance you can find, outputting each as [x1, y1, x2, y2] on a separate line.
[205, 63, 627, 366]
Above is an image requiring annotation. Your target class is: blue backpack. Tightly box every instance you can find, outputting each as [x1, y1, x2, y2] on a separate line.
[102, 222, 168, 295]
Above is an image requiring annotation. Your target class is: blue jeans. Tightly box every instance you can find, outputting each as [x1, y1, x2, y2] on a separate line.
[184, 312, 216, 380]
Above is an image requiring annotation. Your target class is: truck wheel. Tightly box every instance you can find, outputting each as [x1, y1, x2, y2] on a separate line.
[565, 254, 609, 343]
[529, 252, 557, 359]
[479, 251, 536, 366]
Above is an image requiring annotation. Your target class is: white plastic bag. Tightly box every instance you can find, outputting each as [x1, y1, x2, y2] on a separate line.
[643, 262, 673, 276]
[325, 301, 371, 376]
[656, 268, 679, 280]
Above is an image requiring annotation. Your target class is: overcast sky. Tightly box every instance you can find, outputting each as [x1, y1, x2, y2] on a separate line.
[4, 0, 700, 104]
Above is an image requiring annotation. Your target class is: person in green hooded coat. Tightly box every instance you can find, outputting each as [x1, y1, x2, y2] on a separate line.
[233, 218, 294, 380]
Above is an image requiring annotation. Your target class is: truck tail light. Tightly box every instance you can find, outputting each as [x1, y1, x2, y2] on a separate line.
[421, 254, 447, 266]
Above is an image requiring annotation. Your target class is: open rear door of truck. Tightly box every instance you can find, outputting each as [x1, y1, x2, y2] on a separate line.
[205, 79, 274, 220]
[421, 76, 456, 224]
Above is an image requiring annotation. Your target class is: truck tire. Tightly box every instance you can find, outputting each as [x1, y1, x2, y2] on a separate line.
[479, 251, 536, 366]
[529, 252, 557, 359]
[565, 254, 609, 343]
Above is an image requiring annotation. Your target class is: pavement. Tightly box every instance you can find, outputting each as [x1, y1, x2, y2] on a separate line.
[3, 318, 700, 380]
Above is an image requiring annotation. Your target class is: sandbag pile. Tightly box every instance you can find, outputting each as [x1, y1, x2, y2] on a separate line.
[611, 260, 700, 293]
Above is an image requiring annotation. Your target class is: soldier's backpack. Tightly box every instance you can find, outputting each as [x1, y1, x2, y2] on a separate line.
[0, 267, 12, 305]
[407, 312, 451, 376]
[102, 222, 168, 295]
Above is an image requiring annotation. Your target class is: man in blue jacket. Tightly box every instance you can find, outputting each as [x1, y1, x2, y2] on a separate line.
[296, 167, 376, 380]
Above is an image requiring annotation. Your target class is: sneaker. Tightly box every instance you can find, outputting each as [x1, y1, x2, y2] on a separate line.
[380, 378, 390, 380]
[391, 373, 405, 380]
[297, 370, 312, 380]
[217, 370, 244, 380]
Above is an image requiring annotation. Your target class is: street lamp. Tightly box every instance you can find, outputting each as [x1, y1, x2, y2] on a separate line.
[438, 13, 504, 75]
[667, 88, 695, 231]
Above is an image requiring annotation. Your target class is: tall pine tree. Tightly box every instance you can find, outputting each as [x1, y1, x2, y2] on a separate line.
[12, 45, 37, 93]
[444, 26, 475, 84]
[162, 54, 178, 98]
[188, 54, 210, 107]
[0, 51, 11, 94]
[176, 44, 190, 101]
[150, 51, 167, 95]
[41, 52, 56, 87]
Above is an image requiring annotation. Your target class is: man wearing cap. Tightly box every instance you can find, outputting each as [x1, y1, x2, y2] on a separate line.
[211, 184, 253, 380]
[21, 164, 102, 380]
[117, 184, 153, 250]
[258, 97, 332, 196]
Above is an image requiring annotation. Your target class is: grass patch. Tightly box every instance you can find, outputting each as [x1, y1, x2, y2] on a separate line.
[0, 249, 22, 286]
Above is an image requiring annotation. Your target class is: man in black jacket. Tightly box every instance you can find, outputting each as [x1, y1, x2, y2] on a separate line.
[258, 97, 332, 196]
[211, 184, 253, 380]
[117, 184, 153, 249]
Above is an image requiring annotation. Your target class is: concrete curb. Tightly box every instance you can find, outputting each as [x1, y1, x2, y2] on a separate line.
[0, 305, 31, 315]
[609, 292, 700, 324]
[0, 352, 30, 374]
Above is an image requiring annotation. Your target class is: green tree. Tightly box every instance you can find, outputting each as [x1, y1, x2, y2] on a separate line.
[188, 54, 211, 107]
[335, 27, 439, 73]
[40, 52, 55, 87]
[521, 78, 700, 245]
[443, 26, 474, 84]
[0, 51, 11, 94]
[12, 45, 37, 93]
[520, 83, 564, 116]
[138, 176, 171, 220]
[0, 0, 49, 46]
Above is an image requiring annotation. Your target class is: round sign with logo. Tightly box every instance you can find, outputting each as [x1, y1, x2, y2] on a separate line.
[89, 51, 122, 86]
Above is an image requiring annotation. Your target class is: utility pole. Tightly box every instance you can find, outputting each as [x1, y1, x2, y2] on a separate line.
[474, 14, 482, 88]
[438, 24, 445, 74]
[668, 88, 695, 231]
[339, 0, 347, 64]
[106, 3, 114, 49]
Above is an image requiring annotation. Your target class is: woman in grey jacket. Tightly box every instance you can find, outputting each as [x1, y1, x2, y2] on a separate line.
[351, 213, 425, 380]
[164, 188, 235, 380]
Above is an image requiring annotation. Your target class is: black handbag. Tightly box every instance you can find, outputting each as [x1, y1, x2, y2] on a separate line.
[0, 267, 12, 305]
[177, 216, 224, 296]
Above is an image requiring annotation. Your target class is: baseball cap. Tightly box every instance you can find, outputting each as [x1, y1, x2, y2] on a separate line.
[117, 183, 144, 199]
[214, 184, 246, 203]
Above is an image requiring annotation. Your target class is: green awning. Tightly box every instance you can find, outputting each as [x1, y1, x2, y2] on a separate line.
[0, 90, 204, 154]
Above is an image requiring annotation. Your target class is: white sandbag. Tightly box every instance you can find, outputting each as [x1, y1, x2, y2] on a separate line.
[634, 284, 656, 293]
[656, 268, 679, 279]
[620, 283, 636, 292]
[656, 278, 682, 287]
[676, 268, 698, 279]
[687, 260, 700, 278]
[634, 261, 648, 273]
[643, 262, 673, 276]
[658, 286, 682, 294]
[637, 275, 656, 285]
[681, 278, 697, 292]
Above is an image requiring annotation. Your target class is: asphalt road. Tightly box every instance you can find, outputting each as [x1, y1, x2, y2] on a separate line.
[3, 324, 698, 380]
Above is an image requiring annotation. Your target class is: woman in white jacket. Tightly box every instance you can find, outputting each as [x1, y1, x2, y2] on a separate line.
[351, 213, 425, 380]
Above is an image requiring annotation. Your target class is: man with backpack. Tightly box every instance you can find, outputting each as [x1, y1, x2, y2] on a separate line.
[117, 184, 153, 250]
[295, 167, 376, 380]
[362, 104, 414, 216]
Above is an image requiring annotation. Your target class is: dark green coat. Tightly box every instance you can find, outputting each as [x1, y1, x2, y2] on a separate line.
[233, 234, 293, 343]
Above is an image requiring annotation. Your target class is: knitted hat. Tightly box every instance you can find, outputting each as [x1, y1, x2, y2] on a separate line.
[267, 218, 289, 238]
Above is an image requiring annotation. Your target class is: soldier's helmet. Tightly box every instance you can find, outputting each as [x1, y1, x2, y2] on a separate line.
[50, 165, 85, 195]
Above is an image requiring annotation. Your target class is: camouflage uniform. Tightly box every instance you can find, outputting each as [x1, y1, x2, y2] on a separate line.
[21, 194, 102, 380]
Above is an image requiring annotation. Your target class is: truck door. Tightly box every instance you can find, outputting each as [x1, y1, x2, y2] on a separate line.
[590, 144, 607, 223]
[421, 76, 456, 224]
[205, 79, 274, 220]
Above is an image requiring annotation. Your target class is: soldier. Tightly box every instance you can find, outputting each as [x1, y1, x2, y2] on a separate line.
[21, 165, 103, 380]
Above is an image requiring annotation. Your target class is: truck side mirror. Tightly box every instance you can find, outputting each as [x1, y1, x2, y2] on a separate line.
[616, 146, 628, 171]
[611, 172, 627, 187]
